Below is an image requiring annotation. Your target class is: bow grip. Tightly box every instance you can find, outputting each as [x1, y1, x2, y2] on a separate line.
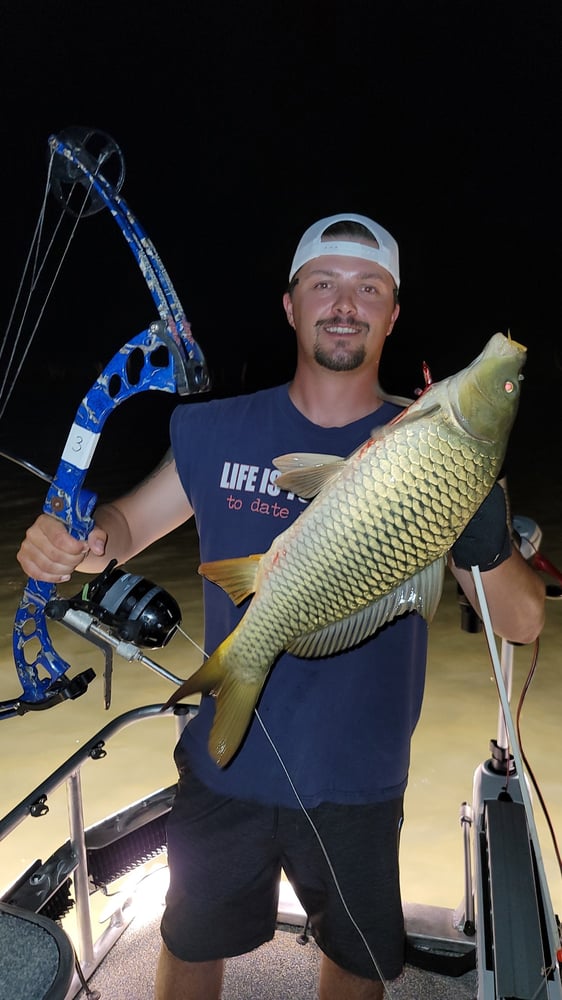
[43, 474, 97, 540]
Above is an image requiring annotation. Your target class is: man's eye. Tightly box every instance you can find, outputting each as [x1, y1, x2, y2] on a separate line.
[313, 281, 331, 290]
[361, 285, 378, 295]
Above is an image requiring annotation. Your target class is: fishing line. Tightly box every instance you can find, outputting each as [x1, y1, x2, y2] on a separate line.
[178, 625, 396, 995]
[176, 624, 207, 659]
[254, 708, 398, 998]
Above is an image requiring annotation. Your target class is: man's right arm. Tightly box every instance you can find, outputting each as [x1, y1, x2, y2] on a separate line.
[16, 451, 194, 584]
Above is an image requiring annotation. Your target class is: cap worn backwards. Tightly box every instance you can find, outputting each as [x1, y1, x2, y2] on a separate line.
[289, 213, 400, 288]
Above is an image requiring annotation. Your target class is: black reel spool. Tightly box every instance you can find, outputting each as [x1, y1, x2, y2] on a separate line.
[88, 561, 181, 647]
[49, 560, 182, 648]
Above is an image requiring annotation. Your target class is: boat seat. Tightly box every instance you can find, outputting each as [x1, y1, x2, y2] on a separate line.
[0, 900, 75, 1000]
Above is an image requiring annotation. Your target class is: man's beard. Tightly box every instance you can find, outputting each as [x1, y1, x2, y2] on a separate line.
[313, 338, 367, 371]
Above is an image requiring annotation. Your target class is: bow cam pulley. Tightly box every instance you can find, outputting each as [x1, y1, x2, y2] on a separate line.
[49, 126, 126, 217]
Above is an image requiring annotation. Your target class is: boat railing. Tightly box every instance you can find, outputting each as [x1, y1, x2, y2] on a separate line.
[0, 703, 196, 999]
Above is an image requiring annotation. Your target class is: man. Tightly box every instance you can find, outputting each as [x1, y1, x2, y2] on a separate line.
[17, 214, 545, 999]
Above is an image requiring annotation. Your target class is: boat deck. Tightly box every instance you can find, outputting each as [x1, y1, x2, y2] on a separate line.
[0, 701, 477, 1000]
[74, 909, 478, 1000]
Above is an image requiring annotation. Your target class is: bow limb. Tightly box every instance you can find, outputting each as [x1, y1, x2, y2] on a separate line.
[48, 128, 208, 392]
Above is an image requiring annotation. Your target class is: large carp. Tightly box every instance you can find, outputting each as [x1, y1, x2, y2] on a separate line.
[169, 332, 526, 766]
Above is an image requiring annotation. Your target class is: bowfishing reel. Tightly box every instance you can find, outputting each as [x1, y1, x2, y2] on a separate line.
[46, 559, 182, 649]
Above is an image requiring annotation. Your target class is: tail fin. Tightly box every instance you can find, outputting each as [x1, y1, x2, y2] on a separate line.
[164, 650, 227, 708]
[164, 634, 266, 768]
[209, 669, 266, 767]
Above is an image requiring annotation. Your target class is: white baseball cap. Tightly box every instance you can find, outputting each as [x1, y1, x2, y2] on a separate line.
[289, 213, 400, 288]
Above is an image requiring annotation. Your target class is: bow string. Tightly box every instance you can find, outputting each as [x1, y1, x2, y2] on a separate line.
[3, 126, 210, 719]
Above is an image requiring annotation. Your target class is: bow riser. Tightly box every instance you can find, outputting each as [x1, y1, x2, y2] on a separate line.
[44, 322, 192, 532]
[13, 582, 71, 704]
[13, 321, 199, 704]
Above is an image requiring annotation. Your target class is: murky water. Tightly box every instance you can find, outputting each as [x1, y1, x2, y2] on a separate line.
[1, 455, 561, 929]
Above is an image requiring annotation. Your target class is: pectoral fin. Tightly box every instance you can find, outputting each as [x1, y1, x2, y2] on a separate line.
[274, 452, 346, 498]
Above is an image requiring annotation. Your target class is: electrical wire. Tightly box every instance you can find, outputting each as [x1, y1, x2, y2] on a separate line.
[515, 638, 562, 877]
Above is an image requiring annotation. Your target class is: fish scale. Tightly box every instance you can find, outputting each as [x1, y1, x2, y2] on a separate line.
[166, 332, 526, 766]
[220, 433, 482, 669]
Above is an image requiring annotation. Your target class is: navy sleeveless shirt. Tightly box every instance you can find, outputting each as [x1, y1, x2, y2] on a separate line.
[170, 384, 428, 807]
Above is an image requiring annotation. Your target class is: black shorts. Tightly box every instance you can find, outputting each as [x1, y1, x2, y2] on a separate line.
[161, 766, 405, 981]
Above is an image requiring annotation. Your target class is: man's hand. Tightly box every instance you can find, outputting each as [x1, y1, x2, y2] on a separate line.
[17, 514, 107, 583]
[449, 480, 546, 644]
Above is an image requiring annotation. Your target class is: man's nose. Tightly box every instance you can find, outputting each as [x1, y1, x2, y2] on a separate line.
[331, 286, 357, 314]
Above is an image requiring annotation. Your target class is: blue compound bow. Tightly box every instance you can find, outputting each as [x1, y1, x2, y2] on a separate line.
[2, 126, 210, 718]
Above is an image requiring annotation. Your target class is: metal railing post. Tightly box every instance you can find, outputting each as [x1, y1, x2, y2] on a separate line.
[66, 768, 95, 968]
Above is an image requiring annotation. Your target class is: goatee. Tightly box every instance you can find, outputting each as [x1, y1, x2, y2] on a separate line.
[314, 341, 367, 372]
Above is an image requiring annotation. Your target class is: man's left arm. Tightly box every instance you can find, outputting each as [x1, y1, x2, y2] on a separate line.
[449, 482, 546, 644]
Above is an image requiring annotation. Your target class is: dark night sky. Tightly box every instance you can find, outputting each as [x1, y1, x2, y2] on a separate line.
[0, 0, 560, 497]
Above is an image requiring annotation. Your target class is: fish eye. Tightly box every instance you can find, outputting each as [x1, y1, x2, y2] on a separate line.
[504, 380, 515, 393]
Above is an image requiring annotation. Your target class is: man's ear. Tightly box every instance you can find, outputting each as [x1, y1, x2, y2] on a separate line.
[283, 291, 296, 329]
